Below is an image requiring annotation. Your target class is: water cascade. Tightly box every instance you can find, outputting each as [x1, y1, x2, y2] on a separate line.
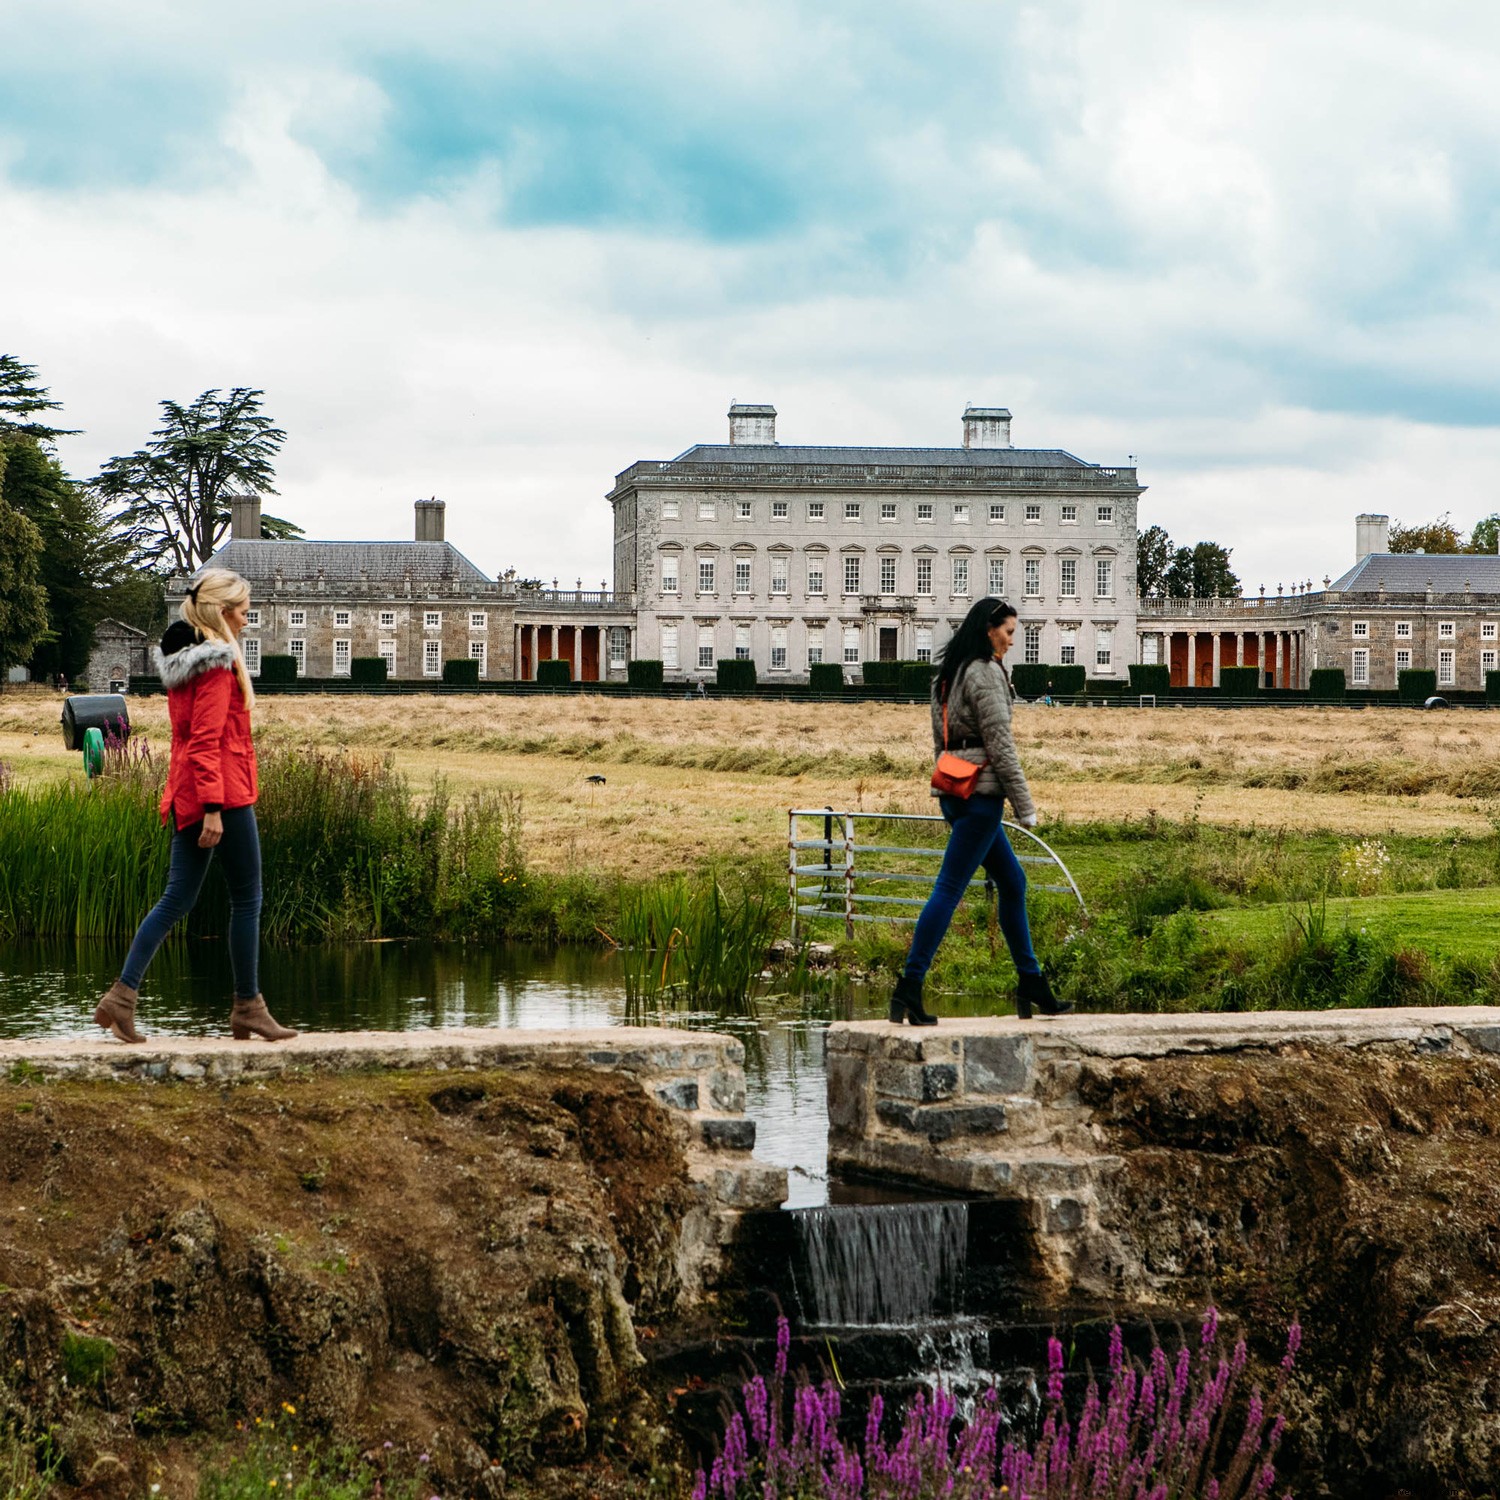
[790, 1200, 969, 1327]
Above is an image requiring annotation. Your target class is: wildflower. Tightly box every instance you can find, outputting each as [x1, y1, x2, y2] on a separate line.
[282, 1401, 296, 1415]
[419, 1453, 431, 1464]
[1046, 1335, 1065, 1403]
[1201, 1306, 1219, 1347]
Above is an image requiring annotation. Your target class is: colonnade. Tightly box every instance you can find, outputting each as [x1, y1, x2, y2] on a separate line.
[1155, 628, 1308, 690]
[515, 622, 640, 682]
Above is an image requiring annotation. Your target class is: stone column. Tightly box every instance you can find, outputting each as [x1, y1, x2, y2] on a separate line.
[1211, 633, 1222, 687]
[1187, 632, 1196, 689]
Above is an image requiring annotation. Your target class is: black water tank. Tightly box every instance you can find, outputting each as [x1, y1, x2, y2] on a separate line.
[60, 694, 131, 751]
[1424, 695, 1451, 711]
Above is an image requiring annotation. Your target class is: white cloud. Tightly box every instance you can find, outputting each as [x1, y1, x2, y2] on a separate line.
[4, 0, 1500, 594]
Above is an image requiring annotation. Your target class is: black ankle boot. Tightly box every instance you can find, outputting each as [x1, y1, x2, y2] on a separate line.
[1016, 968, 1072, 1021]
[888, 973, 938, 1026]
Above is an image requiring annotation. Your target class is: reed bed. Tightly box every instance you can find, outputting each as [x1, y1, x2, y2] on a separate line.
[0, 739, 533, 945]
[602, 871, 784, 1014]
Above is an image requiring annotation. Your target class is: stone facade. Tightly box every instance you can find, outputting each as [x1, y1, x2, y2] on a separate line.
[177, 496, 637, 684]
[1138, 514, 1500, 691]
[610, 404, 1144, 683]
[85, 617, 149, 692]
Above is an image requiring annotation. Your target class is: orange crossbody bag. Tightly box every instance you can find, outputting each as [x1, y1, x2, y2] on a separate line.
[930, 678, 987, 798]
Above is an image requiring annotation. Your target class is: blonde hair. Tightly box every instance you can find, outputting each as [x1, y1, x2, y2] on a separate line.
[181, 569, 256, 710]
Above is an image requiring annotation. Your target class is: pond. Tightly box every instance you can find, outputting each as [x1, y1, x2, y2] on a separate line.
[0, 937, 898, 1209]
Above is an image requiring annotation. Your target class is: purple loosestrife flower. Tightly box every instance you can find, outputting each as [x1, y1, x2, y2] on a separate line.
[1201, 1306, 1220, 1348]
[1238, 1390, 1265, 1454]
[1108, 1323, 1125, 1377]
[1046, 1336, 1065, 1403]
[744, 1375, 770, 1449]
[690, 1474, 706, 1500]
[1282, 1320, 1302, 1372]
[775, 1316, 790, 1382]
[722, 1413, 749, 1492]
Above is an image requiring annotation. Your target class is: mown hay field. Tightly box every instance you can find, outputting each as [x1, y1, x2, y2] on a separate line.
[4, 690, 1498, 875]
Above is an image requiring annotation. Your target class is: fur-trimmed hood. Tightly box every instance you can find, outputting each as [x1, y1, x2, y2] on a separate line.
[154, 622, 239, 689]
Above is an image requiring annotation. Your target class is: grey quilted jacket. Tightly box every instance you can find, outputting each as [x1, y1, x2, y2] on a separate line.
[929, 658, 1037, 822]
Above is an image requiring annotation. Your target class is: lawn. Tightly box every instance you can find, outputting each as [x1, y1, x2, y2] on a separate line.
[1200, 886, 1500, 963]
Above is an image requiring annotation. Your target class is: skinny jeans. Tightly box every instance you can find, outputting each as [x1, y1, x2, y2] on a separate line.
[902, 793, 1039, 984]
[119, 806, 262, 999]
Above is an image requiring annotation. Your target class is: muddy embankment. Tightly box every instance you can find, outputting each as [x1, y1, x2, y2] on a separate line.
[0, 1061, 719, 1499]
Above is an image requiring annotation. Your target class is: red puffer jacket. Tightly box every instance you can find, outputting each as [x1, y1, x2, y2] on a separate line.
[154, 627, 258, 831]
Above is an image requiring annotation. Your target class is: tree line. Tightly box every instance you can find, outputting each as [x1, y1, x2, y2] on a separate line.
[0, 355, 299, 686]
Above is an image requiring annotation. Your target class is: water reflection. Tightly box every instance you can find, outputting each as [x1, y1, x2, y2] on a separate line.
[0, 938, 882, 1209]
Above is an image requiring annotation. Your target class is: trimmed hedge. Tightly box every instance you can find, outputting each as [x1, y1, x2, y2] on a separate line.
[350, 657, 388, 685]
[627, 659, 664, 690]
[259, 654, 298, 684]
[442, 658, 481, 686]
[898, 662, 934, 697]
[1010, 663, 1051, 698]
[1218, 666, 1260, 697]
[808, 663, 845, 692]
[716, 658, 757, 691]
[1398, 668, 1438, 704]
[861, 660, 899, 688]
[535, 658, 571, 686]
[1050, 665, 1086, 695]
[1086, 679, 1125, 696]
[1309, 667, 1347, 703]
[1128, 663, 1171, 696]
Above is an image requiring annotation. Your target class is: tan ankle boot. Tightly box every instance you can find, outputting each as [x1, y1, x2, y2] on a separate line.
[229, 996, 298, 1042]
[94, 982, 145, 1044]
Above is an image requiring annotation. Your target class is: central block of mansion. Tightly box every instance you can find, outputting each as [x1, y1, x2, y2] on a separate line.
[610, 404, 1144, 679]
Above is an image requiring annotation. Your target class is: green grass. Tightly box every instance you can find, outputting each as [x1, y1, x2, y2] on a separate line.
[197, 1418, 423, 1500]
[1200, 886, 1500, 963]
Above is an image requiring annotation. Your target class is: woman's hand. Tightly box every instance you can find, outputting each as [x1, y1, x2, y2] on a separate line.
[1020, 811, 1039, 830]
[198, 810, 224, 848]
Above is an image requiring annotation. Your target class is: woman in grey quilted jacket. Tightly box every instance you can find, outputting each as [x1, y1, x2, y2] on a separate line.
[889, 597, 1071, 1026]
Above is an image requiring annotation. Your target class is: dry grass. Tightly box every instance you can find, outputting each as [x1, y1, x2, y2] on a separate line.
[5, 692, 1497, 875]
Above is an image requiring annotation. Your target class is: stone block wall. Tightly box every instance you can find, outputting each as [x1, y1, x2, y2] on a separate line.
[828, 1007, 1500, 1302]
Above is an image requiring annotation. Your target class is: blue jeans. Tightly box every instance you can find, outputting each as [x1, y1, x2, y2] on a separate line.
[902, 793, 1040, 985]
[120, 806, 262, 999]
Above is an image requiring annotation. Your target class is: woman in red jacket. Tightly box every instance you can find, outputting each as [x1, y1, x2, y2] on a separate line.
[94, 569, 296, 1044]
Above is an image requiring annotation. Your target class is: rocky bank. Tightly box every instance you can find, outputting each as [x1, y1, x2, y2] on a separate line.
[0, 1028, 783, 1500]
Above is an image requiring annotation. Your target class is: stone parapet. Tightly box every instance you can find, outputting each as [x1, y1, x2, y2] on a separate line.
[827, 1007, 1500, 1300]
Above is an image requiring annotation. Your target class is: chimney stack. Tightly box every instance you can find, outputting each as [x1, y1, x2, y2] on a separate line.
[1355, 513, 1389, 563]
[963, 407, 1012, 449]
[229, 493, 263, 539]
[728, 402, 777, 444]
[414, 498, 446, 542]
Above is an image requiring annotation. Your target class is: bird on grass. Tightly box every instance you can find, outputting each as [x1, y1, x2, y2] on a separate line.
[585, 774, 607, 785]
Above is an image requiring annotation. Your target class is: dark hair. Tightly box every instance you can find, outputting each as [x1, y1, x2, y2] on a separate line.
[935, 596, 1016, 695]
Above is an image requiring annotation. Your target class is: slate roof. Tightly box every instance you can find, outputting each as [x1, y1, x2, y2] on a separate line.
[1328, 553, 1500, 593]
[664, 443, 1098, 469]
[201, 539, 493, 586]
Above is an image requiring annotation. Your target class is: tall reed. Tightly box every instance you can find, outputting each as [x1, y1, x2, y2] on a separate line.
[603, 871, 784, 1015]
[0, 741, 530, 945]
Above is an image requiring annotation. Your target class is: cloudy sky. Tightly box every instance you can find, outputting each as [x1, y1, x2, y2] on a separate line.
[4, 0, 1499, 589]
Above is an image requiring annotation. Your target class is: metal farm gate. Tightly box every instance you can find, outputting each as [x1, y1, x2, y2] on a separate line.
[788, 807, 1086, 941]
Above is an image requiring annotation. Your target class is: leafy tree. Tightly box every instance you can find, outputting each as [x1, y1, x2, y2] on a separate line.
[2, 439, 162, 680]
[0, 354, 77, 442]
[92, 388, 296, 573]
[0, 460, 48, 682]
[1389, 514, 1464, 554]
[1468, 514, 1500, 554]
[1187, 540, 1241, 598]
[1136, 524, 1175, 597]
[1164, 540, 1241, 599]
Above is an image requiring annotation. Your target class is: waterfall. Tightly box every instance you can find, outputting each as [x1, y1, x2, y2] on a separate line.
[790, 1201, 969, 1327]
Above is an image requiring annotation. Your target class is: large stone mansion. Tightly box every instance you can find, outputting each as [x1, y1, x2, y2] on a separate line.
[137, 403, 1500, 693]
